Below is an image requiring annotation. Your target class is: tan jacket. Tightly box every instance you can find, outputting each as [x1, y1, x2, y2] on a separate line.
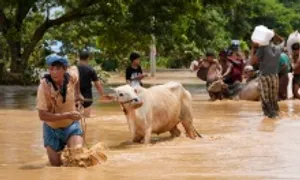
[36, 71, 78, 129]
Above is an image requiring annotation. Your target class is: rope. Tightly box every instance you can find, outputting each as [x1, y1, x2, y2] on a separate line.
[76, 102, 87, 146]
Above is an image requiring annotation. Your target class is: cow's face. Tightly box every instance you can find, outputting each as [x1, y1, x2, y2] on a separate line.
[113, 85, 143, 108]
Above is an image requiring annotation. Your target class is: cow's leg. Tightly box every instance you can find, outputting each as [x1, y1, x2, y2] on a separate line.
[144, 125, 152, 144]
[131, 124, 143, 143]
[132, 135, 143, 143]
[127, 118, 135, 135]
[180, 99, 197, 139]
[181, 120, 197, 139]
[170, 125, 181, 137]
[143, 114, 153, 144]
[126, 117, 138, 142]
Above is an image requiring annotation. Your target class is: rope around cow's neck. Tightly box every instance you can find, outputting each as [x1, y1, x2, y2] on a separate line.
[119, 98, 139, 115]
[76, 102, 87, 146]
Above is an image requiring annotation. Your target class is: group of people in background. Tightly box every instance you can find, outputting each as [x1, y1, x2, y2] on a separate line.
[192, 31, 300, 119]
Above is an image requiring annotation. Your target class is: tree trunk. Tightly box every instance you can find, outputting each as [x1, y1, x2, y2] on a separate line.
[0, 45, 4, 82]
[9, 41, 24, 73]
[5, 46, 9, 62]
[0, 62, 3, 81]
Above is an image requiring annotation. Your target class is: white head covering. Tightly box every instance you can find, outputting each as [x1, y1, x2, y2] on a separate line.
[244, 65, 254, 72]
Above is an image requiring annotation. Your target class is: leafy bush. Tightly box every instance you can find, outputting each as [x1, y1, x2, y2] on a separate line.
[167, 58, 183, 69]
[239, 40, 250, 52]
[22, 66, 41, 85]
[101, 60, 118, 71]
[156, 57, 169, 68]
[141, 59, 150, 70]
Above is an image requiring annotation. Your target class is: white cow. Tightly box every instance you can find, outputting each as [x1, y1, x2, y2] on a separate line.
[113, 82, 201, 144]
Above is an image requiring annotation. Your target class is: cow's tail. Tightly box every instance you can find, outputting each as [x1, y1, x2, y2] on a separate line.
[183, 86, 202, 138]
[192, 125, 202, 138]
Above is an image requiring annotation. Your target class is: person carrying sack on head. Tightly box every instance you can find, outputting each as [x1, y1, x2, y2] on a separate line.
[252, 32, 283, 118]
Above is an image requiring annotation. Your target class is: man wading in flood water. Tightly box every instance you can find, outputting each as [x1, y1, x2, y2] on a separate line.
[75, 51, 113, 117]
[252, 32, 283, 118]
[36, 54, 83, 166]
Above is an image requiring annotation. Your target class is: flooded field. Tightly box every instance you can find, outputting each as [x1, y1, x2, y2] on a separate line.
[0, 84, 300, 180]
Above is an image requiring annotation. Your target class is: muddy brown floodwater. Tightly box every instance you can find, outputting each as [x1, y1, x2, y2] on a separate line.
[1, 85, 300, 180]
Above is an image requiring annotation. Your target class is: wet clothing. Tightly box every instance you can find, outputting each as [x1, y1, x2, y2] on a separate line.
[206, 82, 223, 100]
[207, 80, 223, 93]
[229, 58, 244, 82]
[37, 70, 82, 152]
[278, 53, 291, 75]
[197, 66, 209, 81]
[278, 53, 290, 100]
[224, 56, 244, 85]
[256, 45, 281, 76]
[293, 74, 300, 85]
[126, 65, 143, 87]
[223, 82, 244, 98]
[36, 72, 78, 129]
[77, 64, 99, 108]
[256, 44, 281, 118]
[278, 73, 289, 100]
[206, 79, 225, 100]
[43, 121, 82, 151]
[258, 74, 279, 118]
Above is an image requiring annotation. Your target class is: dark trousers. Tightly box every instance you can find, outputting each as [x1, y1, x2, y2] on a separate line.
[278, 73, 289, 100]
[258, 74, 279, 118]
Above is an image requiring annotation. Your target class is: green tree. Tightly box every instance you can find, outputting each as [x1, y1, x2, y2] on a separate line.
[226, 0, 300, 41]
[0, 0, 125, 75]
[2, 0, 300, 84]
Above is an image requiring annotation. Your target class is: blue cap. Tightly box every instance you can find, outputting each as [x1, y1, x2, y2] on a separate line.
[45, 54, 69, 66]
